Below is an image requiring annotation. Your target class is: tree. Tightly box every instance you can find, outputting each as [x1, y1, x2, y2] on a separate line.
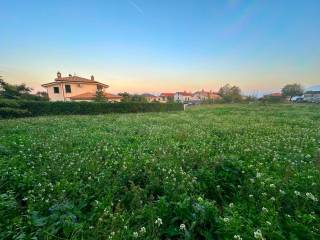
[35, 91, 49, 101]
[130, 94, 147, 102]
[281, 84, 304, 100]
[94, 89, 106, 102]
[218, 84, 242, 103]
[118, 92, 131, 102]
[118, 93, 147, 102]
[0, 79, 33, 99]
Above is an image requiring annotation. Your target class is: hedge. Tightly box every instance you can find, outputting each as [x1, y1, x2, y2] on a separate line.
[0, 107, 30, 118]
[0, 100, 183, 118]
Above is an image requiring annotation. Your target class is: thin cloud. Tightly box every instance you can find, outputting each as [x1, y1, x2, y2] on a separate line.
[127, 0, 143, 14]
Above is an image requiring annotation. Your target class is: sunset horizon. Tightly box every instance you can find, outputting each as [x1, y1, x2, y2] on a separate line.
[1, 0, 320, 95]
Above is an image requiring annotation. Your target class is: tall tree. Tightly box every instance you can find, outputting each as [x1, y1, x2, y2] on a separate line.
[218, 84, 242, 103]
[118, 92, 131, 102]
[94, 89, 106, 102]
[281, 84, 304, 100]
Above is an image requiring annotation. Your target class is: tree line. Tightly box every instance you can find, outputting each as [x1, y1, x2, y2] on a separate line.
[0, 77, 48, 101]
[1, 76, 304, 103]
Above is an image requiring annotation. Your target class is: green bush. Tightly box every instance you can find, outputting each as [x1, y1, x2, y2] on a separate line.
[0, 99, 21, 108]
[261, 96, 287, 103]
[0, 100, 183, 118]
[0, 107, 30, 118]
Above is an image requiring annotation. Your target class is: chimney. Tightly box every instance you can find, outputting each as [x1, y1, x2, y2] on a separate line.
[69, 74, 72, 77]
[91, 75, 94, 81]
[57, 71, 61, 79]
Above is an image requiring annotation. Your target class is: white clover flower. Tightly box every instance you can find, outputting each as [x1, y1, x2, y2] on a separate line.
[179, 224, 186, 231]
[269, 184, 275, 188]
[249, 194, 253, 198]
[234, 235, 242, 240]
[294, 190, 301, 196]
[140, 227, 146, 234]
[133, 232, 138, 238]
[229, 203, 234, 208]
[155, 217, 163, 226]
[256, 172, 262, 178]
[223, 217, 230, 223]
[262, 207, 268, 212]
[254, 229, 265, 240]
[306, 192, 318, 202]
[279, 189, 285, 194]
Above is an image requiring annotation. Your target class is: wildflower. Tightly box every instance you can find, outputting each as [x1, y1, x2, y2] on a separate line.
[262, 207, 268, 213]
[133, 232, 138, 238]
[234, 235, 242, 240]
[279, 189, 285, 194]
[223, 217, 230, 223]
[256, 172, 262, 178]
[254, 229, 265, 240]
[229, 203, 234, 208]
[249, 194, 253, 198]
[155, 217, 163, 226]
[140, 227, 146, 234]
[306, 192, 318, 202]
[270, 197, 275, 201]
[179, 224, 186, 231]
[269, 184, 275, 188]
[294, 190, 301, 196]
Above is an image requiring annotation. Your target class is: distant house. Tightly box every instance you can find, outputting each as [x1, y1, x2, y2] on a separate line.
[193, 90, 221, 101]
[142, 93, 162, 102]
[42, 72, 122, 102]
[160, 93, 174, 103]
[174, 91, 193, 102]
[304, 85, 320, 103]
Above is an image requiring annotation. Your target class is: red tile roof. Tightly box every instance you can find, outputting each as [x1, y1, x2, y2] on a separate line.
[177, 91, 193, 96]
[42, 75, 109, 88]
[270, 93, 282, 97]
[160, 93, 174, 97]
[69, 92, 122, 100]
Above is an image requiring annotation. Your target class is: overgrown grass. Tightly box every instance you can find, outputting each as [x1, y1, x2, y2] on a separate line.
[0, 104, 319, 239]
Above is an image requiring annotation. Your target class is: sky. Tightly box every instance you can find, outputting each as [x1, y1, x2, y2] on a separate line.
[1, 0, 320, 95]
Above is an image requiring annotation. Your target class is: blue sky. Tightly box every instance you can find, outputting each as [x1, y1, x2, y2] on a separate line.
[1, 0, 320, 94]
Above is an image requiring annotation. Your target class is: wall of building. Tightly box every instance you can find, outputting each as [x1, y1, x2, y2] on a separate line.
[47, 83, 100, 101]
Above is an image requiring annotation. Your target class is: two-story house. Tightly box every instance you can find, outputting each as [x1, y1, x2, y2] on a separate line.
[42, 72, 122, 102]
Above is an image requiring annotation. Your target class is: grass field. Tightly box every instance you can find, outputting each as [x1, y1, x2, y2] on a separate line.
[1, 104, 319, 239]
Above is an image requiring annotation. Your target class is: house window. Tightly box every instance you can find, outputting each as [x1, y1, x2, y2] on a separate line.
[53, 86, 59, 94]
[65, 85, 71, 93]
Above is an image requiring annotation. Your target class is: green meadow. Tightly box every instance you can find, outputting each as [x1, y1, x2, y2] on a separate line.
[1, 104, 319, 239]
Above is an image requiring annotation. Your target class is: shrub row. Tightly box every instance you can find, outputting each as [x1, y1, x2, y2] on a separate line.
[0, 100, 183, 118]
